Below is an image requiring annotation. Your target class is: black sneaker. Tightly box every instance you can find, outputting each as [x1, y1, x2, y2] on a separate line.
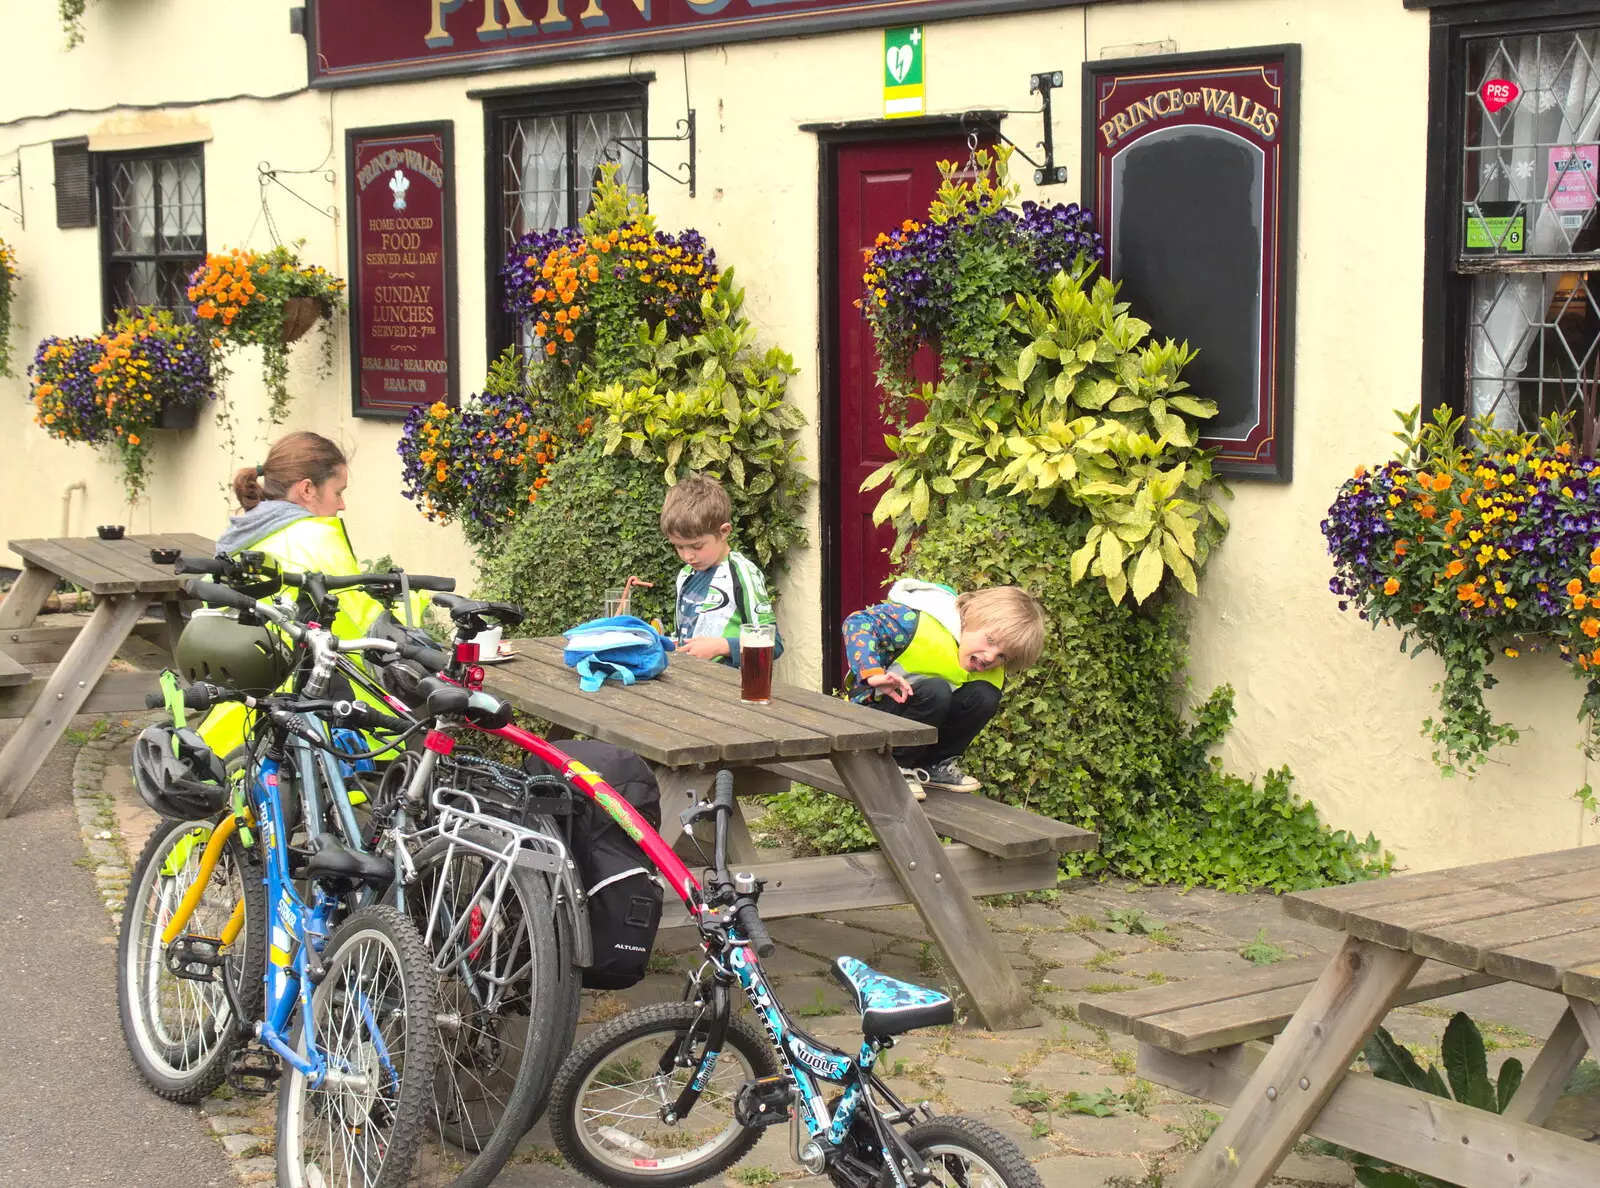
[922, 759, 981, 794]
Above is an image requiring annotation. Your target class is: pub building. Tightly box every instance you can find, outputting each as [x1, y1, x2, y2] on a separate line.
[0, 0, 1595, 869]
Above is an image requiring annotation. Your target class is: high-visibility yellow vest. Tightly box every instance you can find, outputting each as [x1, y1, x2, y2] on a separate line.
[889, 585, 1004, 691]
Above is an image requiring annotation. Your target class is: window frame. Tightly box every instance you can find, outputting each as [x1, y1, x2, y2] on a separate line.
[1421, 1, 1600, 424]
[96, 143, 207, 326]
[480, 78, 649, 363]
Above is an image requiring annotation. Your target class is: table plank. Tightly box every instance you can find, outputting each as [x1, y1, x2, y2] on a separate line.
[505, 642, 804, 761]
[45, 537, 172, 591]
[1487, 926, 1600, 990]
[9, 538, 136, 593]
[1132, 962, 1496, 1055]
[1143, 1041, 1600, 1188]
[485, 665, 724, 766]
[624, 646, 900, 751]
[1562, 961, 1600, 1002]
[1284, 846, 1600, 930]
[1078, 958, 1329, 1033]
[165, 532, 219, 556]
[93, 536, 193, 590]
[1343, 887, 1541, 951]
[1414, 897, 1600, 971]
[514, 640, 830, 758]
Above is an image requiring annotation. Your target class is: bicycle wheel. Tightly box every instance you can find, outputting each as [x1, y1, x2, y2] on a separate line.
[117, 814, 265, 1102]
[549, 1001, 777, 1188]
[897, 1116, 1045, 1188]
[405, 827, 567, 1187]
[277, 905, 441, 1188]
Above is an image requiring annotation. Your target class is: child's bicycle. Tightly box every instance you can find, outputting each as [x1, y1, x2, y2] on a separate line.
[547, 770, 1044, 1188]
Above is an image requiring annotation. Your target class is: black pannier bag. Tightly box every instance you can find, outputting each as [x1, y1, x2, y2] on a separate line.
[527, 739, 664, 989]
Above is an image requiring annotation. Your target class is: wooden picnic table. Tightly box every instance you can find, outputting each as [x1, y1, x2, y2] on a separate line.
[1152, 845, 1600, 1188]
[483, 638, 1096, 1031]
[0, 532, 215, 818]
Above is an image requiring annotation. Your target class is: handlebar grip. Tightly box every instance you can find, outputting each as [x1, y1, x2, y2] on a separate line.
[174, 555, 228, 577]
[177, 681, 234, 713]
[713, 768, 736, 811]
[399, 640, 452, 674]
[736, 902, 776, 959]
[184, 579, 258, 612]
[404, 574, 455, 592]
[333, 701, 391, 732]
[143, 691, 165, 710]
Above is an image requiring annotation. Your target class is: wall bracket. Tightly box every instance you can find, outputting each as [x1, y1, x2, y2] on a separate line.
[606, 112, 696, 199]
[961, 70, 1068, 186]
[0, 162, 24, 228]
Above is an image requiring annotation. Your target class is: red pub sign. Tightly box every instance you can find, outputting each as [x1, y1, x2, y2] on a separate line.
[1084, 47, 1300, 481]
[306, 0, 1086, 86]
[346, 123, 458, 418]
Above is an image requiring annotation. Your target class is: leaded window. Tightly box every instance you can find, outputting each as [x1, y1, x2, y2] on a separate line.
[483, 86, 646, 356]
[100, 147, 204, 321]
[1457, 26, 1600, 431]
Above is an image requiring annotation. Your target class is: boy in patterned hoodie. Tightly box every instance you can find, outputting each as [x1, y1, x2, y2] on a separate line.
[661, 474, 783, 668]
[844, 580, 1044, 799]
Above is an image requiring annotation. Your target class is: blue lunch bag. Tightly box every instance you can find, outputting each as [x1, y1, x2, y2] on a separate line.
[562, 615, 675, 693]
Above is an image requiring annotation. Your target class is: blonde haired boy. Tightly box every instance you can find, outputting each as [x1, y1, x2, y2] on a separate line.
[843, 581, 1045, 798]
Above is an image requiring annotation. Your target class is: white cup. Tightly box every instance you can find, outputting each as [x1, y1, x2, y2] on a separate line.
[472, 624, 503, 657]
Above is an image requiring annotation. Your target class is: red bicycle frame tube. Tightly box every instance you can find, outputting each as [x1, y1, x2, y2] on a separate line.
[489, 721, 707, 916]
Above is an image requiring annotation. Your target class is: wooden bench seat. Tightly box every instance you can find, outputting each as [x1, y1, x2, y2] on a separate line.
[0, 649, 29, 688]
[760, 757, 1095, 860]
[1078, 956, 1497, 1055]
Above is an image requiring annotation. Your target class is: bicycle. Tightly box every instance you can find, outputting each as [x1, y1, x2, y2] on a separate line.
[128, 562, 585, 1187]
[547, 770, 1045, 1188]
[129, 669, 443, 1188]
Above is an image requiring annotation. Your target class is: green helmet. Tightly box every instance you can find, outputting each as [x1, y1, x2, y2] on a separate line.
[175, 608, 291, 695]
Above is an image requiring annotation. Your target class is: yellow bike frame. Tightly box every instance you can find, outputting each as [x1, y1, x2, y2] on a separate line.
[160, 812, 253, 947]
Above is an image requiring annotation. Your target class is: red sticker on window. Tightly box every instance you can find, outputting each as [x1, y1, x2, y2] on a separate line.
[1481, 79, 1521, 114]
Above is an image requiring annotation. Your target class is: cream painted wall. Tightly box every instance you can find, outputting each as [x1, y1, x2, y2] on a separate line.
[1, 0, 1583, 871]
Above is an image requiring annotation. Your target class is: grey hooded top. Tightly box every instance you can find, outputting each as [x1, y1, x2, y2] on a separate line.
[215, 500, 314, 555]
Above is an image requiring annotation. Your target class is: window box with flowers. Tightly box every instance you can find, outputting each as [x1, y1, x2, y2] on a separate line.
[1324, 406, 1600, 780]
[27, 310, 214, 501]
[187, 243, 346, 424]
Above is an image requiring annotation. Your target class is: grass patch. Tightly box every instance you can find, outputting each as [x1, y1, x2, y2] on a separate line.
[729, 1166, 780, 1185]
[1240, 929, 1289, 966]
[1082, 981, 1138, 994]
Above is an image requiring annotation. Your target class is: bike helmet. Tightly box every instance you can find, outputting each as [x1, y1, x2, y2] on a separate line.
[175, 608, 291, 696]
[131, 725, 230, 819]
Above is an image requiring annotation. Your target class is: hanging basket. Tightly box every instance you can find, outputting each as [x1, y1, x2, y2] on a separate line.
[158, 400, 200, 430]
[280, 297, 328, 345]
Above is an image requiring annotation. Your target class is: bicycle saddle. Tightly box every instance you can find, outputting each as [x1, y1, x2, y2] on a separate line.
[831, 955, 954, 1037]
[304, 832, 394, 893]
[433, 593, 526, 629]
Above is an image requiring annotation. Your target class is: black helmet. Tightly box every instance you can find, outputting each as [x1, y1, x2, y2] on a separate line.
[175, 608, 291, 696]
[131, 725, 230, 819]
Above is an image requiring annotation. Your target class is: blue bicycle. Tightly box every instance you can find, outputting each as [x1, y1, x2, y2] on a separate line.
[131, 578, 444, 1188]
[548, 772, 1043, 1188]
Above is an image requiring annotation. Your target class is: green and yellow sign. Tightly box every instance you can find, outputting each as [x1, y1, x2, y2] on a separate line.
[884, 26, 925, 118]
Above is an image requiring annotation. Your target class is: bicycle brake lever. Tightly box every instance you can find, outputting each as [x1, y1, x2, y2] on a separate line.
[679, 802, 719, 831]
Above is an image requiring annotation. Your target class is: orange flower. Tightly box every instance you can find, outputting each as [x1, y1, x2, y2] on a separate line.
[126, 434, 140, 446]
[1568, 578, 1585, 596]
[1394, 540, 1409, 557]
[1383, 577, 1400, 595]
[1432, 473, 1452, 492]
[1592, 545, 1600, 565]
[545, 341, 558, 356]
[1444, 559, 1466, 578]
[1591, 566, 1600, 583]
[1578, 594, 1590, 610]
[1584, 617, 1600, 639]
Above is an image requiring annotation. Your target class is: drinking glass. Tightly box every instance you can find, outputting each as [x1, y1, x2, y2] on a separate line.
[604, 587, 627, 618]
[739, 624, 776, 704]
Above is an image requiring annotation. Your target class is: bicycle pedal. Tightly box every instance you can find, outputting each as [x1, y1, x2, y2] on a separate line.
[165, 933, 225, 983]
[734, 1075, 794, 1129]
[225, 1046, 281, 1096]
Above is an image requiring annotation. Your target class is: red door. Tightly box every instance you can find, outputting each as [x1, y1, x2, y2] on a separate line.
[828, 137, 967, 686]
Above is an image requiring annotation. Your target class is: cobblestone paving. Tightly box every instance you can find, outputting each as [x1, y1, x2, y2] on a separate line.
[81, 731, 1600, 1187]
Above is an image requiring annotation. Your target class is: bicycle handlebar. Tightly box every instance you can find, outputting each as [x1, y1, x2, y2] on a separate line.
[736, 901, 775, 959]
[709, 770, 775, 958]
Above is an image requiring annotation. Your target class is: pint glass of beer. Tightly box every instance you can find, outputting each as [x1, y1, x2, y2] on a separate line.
[739, 624, 776, 704]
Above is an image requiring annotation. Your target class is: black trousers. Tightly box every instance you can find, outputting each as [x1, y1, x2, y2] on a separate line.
[874, 678, 1002, 768]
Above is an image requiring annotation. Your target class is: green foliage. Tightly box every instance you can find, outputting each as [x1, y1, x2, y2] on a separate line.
[778, 496, 1389, 891]
[60, 0, 89, 47]
[1239, 930, 1289, 966]
[589, 273, 811, 570]
[0, 240, 15, 378]
[475, 440, 676, 637]
[1103, 907, 1161, 935]
[1330, 1014, 1523, 1188]
[763, 785, 875, 856]
[862, 167, 1227, 606]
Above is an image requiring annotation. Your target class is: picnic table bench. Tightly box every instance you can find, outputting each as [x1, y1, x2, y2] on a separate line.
[484, 638, 1096, 1031]
[0, 532, 213, 818]
[1079, 845, 1600, 1188]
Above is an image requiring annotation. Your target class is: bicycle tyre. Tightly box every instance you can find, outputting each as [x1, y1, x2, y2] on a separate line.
[116, 814, 265, 1103]
[549, 1001, 778, 1188]
[277, 904, 441, 1188]
[405, 827, 567, 1187]
[895, 1115, 1045, 1188]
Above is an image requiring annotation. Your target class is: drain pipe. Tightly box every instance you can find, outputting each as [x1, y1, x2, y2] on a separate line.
[61, 480, 85, 537]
